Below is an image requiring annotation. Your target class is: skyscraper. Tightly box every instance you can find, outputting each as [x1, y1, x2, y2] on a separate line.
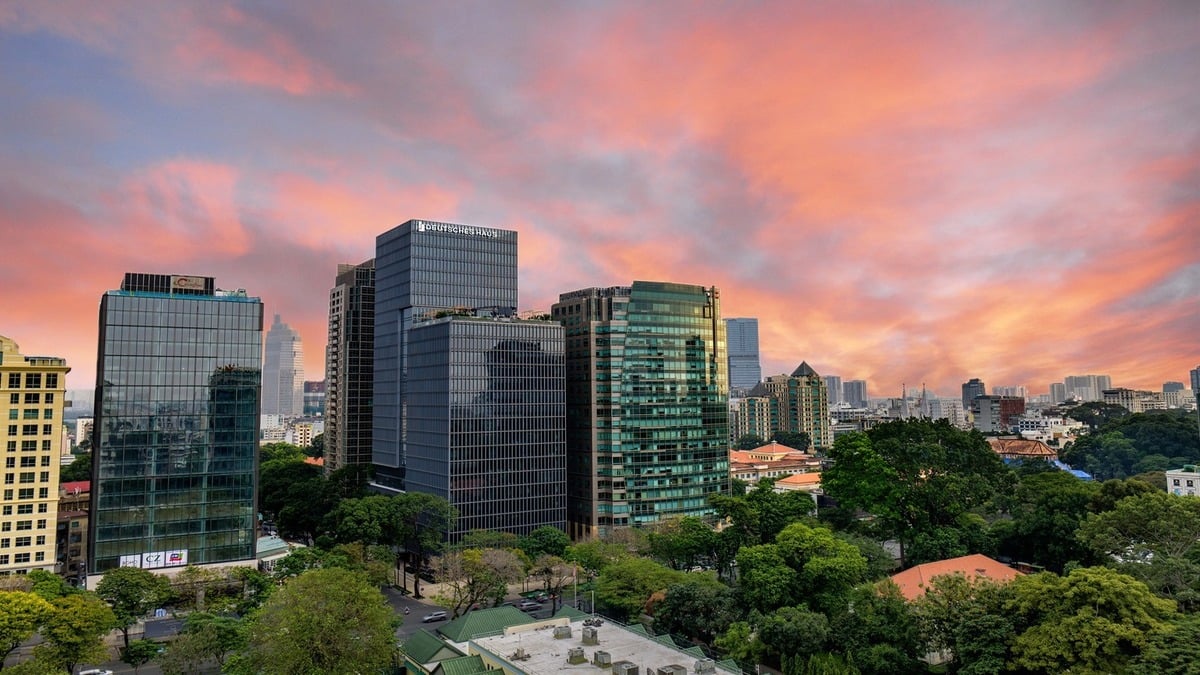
[262, 315, 304, 417]
[90, 273, 261, 576]
[373, 220, 519, 491]
[755, 362, 831, 449]
[962, 378, 987, 410]
[406, 311, 565, 540]
[553, 282, 729, 540]
[0, 336, 69, 575]
[823, 375, 843, 406]
[325, 259, 375, 474]
[1064, 374, 1111, 402]
[843, 380, 868, 408]
[724, 318, 762, 391]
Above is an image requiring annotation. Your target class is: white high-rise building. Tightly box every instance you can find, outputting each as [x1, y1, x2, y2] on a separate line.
[823, 375, 843, 406]
[724, 318, 762, 391]
[263, 314, 304, 417]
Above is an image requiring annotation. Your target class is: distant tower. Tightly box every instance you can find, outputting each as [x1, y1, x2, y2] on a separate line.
[1049, 383, 1067, 404]
[962, 378, 987, 411]
[263, 315, 304, 417]
[0, 335, 69, 576]
[843, 380, 868, 408]
[724, 318, 762, 392]
[823, 375, 843, 406]
[325, 259, 375, 474]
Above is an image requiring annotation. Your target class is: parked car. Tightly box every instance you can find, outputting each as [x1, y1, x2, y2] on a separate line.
[517, 600, 543, 612]
[421, 611, 448, 623]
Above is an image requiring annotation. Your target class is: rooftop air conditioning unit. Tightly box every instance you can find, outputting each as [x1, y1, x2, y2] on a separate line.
[657, 666, 688, 675]
[612, 662, 638, 675]
[582, 626, 600, 645]
[567, 647, 586, 665]
[694, 658, 716, 674]
[554, 625, 573, 639]
[593, 650, 612, 667]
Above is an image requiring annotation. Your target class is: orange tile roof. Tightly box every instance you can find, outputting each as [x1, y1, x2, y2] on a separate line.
[889, 554, 1022, 601]
[304, 456, 325, 466]
[775, 472, 821, 487]
[987, 437, 1057, 459]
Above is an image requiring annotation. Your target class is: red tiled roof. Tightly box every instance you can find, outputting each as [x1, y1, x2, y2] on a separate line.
[889, 554, 1022, 601]
[987, 438, 1057, 459]
[60, 480, 90, 494]
[304, 456, 324, 466]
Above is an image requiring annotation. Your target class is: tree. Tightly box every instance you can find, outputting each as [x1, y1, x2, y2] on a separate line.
[912, 572, 1011, 673]
[243, 568, 395, 674]
[772, 430, 812, 451]
[822, 420, 1010, 566]
[259, 442, 306, 464]
[59, 453, 91, 482]
[531, 554, 575, 608]
[25, 570, 77, 601]
[169, 565, 221, 612]
[653, 576, 739, 644]
[519, 525, 570, 559]
[258, 459, 322, 520]
[647, 516, 718, 570]
[158, 612, 247, 674]
[595, 557, 686, 621]
[735, 544, 799, 613]
[1004, 567, 1176, 674]
[326, 494, 399, 546]
[714, 621, 767, 667]
[736, 434, 766, 450]
[775, 522, 869, 613]
[994, 470, 1101, 572]
[0, 590, 53, 666]
[565, 539, 630, 577]
[120, 639, 161, 674]
[96, 566, 174, 648]
[1077, 492, 1200, 610]
[34, 593, 116, 675]
[759, 605, 829, 667]
[431, 548, 525, 617]
[306, 432, 324, 458]
[1060, 409, 1200, 479]
[456, 529, 521, 551]
[393, 492, 457, 599]
[709, 478, 814, 549]
[1127, 613, 1200, 675]
[827, 582, 921, 675]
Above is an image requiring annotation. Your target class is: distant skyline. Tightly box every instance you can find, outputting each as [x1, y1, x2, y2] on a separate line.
[2, 2, 1197, 395]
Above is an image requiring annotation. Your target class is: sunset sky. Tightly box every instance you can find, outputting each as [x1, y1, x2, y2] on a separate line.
[2, 1, 1197, 398]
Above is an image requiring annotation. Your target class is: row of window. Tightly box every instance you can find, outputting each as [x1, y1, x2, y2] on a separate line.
[0, 519, 48, 530]
[5, 409, 54, 420]
[4, 425, 55, 436]
[0, 552, 43, 565]
[3, 374, 59, 390]
[2, 472, 52, 484]
[1, 503, 49, 515]
[6, 393, 55, 405]
[7, 441, 62, 452]
[4, 456, 50, 468]
[0, 536, 47, 547]
[2, 488, 50, 501]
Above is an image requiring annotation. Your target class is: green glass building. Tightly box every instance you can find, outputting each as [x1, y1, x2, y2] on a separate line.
[552, 281, 729, 540]
[90, 273, 262, 576]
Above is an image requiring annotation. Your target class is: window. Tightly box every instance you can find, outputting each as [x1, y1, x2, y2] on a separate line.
[18, 473, 34, 484]
[0, 555, 7, 564]
[13, 553, 29, 563]
[0, 539, 8, 548]
[35, 519, 45, 529]
[6, 410, 14, 420]
[5, 442, 13, 452]
[41, 425, 50, 436]
[15, 521, 30, 530]
[43, 394, 53, 404]
[7, 374, 19, 389]
[1, 506, 9, 515]
[3, 474, 11, 485]
[7, 393, 17, 404]
[42, 409, 52, 420]
[35, 536, 44, 546]
[39, 456, 49, 467]
[19, 457, 34, 468]
[4, 459, 12, 469]
[34, 552, 43, 562]
[20, 425, 36, 436]
[21, 442, 35, 452]
[22, 410, 37, 420]
[6, 426, 15, 436]
[17, 504, 32, 514]
[23, 374, 40, 389]
[14, 536, 28, 546]
[39, 441, 48, 452]
[38, 472, 48, 483]
[23, 394, 38, 405]
[36, 504, 45, 513]
[1, 490, 8, 500]
[37, 489, 47, 499]
[18, 489, 32, 500]
[45, 374, 57, 389]
[0, 523, 7, 531]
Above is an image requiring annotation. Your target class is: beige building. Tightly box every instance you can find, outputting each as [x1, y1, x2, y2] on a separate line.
[0, 335, 69, 576]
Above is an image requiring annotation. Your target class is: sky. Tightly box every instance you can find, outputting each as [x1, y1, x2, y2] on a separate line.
[1, 1, 1198, 398]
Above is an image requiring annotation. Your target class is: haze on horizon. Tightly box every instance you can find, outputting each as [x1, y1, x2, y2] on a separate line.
[1, 1, 1197, 396]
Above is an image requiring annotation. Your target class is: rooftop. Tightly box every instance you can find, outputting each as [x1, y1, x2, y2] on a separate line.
[889, 554, 1022, 601]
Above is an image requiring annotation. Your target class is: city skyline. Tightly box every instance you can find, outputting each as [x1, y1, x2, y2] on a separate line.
[2, 2, 1198, 396]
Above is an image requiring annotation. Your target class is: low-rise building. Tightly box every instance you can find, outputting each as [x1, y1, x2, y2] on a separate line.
[1167, 466, 1200, 497]
[889, 554, 1023, 601]
[729, 442, 820, 485]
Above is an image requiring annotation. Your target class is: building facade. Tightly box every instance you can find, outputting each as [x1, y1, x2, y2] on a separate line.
[843, 380, 868, 408]
[972, 395, 1026, 433]
[753, 362, 831, 450]
[961, 378, 987, 410]
[724, 318, 761, 392]
[1102, 388, 1167, 413]
[90, 273, 261, 576]
[262, 315, 304, 417]
[552, 282, 729, 540]
[823, 375, 843, 406]
[373, 221, 518, 491]
[406, 312, 566, 540]
[1064, 374, 1112, 402]
[325, 259, 375, 473]
[0, 336, 69, 576]
[302, 381, 326, 417]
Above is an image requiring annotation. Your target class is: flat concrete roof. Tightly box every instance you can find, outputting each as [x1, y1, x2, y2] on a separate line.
[467, 617, 737, 674]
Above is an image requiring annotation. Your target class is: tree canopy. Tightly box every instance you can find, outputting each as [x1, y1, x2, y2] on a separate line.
[95, 566, 174, 647]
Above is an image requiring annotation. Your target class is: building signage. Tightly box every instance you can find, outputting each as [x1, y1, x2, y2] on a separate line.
[117, 549, 189, 570]
[414, 221, 502, 238]
[170, 275, 207, 291]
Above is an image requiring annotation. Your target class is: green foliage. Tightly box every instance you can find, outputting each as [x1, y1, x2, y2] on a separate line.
[736, 544, 799, 613]
[1003, 567, 1177, 674]
[822, 420, 1011, 566]
[393, 491, 458, 598]
[1077, 492, 1200, 610]
[833, 532, 897, 580]
[259, 441, 307, 464]
[96, 566, 174, 647]
[259, 458, 322, 519]
[760, 605, 829, 662]
[120, 638, 162, 672]
[827, 582, 921, 675]
[26, 569, 78, 600]
[431, 547, 526, 617]
[157, 612, 247, 672]
[519, 525, 571, 558]
[652, 576, 740, 644]
[34, 593, 116, 674]
[565, 539, 630, 576]
[243, 567, 395, 674]
[0, 590, 53, 665]
[456, 529, 521, 551]
[1, 658, 61, 675]
[714, 621, 767, 666]
[736, 434, 766, 450]
[1062, 401, 1132, 430]
[1089, 476, 1159, 513]
[993, 470, 1102, 572]
[60, 452, 92, 482]
[306, 432, 324, 457]
[229, 566, 274, 614]
[1127, 613, 1200, 674]
[1060, 409, 1200, 480]
[647, 516, 718, 570]
[776, 522, 870, 613]
[327, 494, 399, 545]
[912, 573, 1011, 673]
[709, 478, 814, 549]
[772, 430, 812, 450]
[594, 556, 686, 621]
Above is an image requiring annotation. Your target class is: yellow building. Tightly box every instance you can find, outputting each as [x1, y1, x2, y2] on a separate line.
[0, 335, 69, 576]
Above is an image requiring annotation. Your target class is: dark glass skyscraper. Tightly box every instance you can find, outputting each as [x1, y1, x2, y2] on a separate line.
[553, 282, 729, 540]
[724, 318, 761, 391]
[373, 220, 519, 490]
[90, 273, 261, 576]
[326, 259, 375, 474]
[406, 312, 565, 540]
[962, 378, 987, 411]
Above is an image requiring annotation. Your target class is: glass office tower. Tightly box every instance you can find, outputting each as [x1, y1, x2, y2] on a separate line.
[724, 318, 762, 391]
[325, 259, 375, 474]
[373, 220, 518, 490]
[90, 273, 262, 576]
[553, 281, 729, 540]
[406, 313, 565, 541]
